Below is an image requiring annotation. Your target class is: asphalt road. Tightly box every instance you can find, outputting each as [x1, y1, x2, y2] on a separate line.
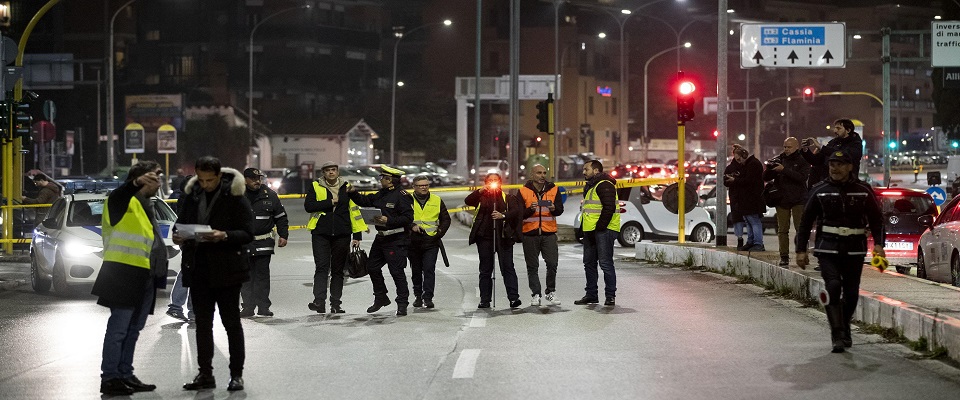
[1, 189, 960, 399]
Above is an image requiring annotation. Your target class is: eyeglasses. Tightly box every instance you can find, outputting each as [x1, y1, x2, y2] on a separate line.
[414, 184, 430, 188]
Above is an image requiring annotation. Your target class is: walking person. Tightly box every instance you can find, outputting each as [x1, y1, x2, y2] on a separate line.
[408, 176, 451, 309]
[725, 145, 765, 251]
[465, 173, 523, 309]
[174, 156, 253, 391]
[347, 165, 414, 316]
[305, 162, 366, 314]
[239, 168, 289, 318]
[763, 137, 811, 266]
[796, 150, 885, 353]
[801, 118, 863, 180]
[92, 161, 167, 396]
[518, 164, 564, 306]
[574, 160, 619, 307]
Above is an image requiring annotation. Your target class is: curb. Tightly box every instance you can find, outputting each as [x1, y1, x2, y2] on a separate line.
[635, 242, 960, 363]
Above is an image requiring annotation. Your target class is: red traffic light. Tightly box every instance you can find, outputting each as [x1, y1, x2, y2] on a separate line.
[713, 130, 719, 138]
[802, 86, 815, 103]
[535, 136, 542, 142]
[678, 81, 696, 95]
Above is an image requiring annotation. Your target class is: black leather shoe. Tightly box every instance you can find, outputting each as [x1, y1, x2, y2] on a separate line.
[604, 297, 616, 306]
[366, 297, 392, 313]
[573, 296, 599, 305]
[330, 306, 345, 314]
[509, 299, 522, 308]
[122, 375, 156, 392]
[257, 309, 274, 317]
[227, 376, 244, 391]
[396, 306, 408, 316]
[100, 378, 134, 395]
[424, 299, 435, 309]
[307, 302, 325, 314]
[183, 372, 216, 390]
[831, 341, 846, 353]
[239, 308, 255, 318]
[477, 302, 491, 309]
[413, 297, 423, 308]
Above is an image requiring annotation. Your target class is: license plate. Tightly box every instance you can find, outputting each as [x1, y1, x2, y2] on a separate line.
[885, 242, 914, 251]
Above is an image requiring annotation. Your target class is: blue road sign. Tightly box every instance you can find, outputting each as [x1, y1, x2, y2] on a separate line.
[926, 186, 947, 206]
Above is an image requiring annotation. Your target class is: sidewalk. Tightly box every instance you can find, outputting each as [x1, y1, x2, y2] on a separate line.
[634, 241, 960, 363]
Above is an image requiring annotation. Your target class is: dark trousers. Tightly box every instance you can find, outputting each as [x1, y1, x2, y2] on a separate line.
[521, 234, 559, 296]
[476, 237, 520, 303]
[192, 283, 244, 377]
[312, 234, 350, 307]
[409, 242, 439, 301]
[240, 254, 272, 312]
[817, 253, 864, 321]
[367, 236, 410, 306]
[583, 229, 618, 299]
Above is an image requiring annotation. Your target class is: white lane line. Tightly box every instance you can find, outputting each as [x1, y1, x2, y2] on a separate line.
[452, 349, 482, 379]
[468, 314, 486, 328]
[475, 287, 481, 298]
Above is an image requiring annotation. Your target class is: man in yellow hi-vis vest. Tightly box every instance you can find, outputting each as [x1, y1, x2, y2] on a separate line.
[408, 176, 451, 309]
[92, 160, 167, 396]
[575, 160, 619, 307]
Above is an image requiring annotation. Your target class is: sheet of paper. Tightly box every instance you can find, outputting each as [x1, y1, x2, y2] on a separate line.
[175, 223, 214, 240]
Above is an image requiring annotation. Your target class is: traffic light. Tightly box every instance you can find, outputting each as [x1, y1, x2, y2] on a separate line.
[888, 140, 897, 149]
[534, 135, 542, 147]
[0, 101, 9, 142]
[802, 86, 815, 103]
[713, 130, 719, 138]
[676, 73, 696, 123]
[535, 95, 554, 133]
[953, 141, 959, 149]
[14, 101, 32, 141]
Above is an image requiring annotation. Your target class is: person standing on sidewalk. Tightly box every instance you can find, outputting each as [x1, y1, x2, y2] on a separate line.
[518, 164, 564, 306]
[239, 168, 289, 318]
[92, 161, 167, 396]
[408, 176, 451, 309]
[465, 173, 524, 309]
[305, 162, 365, 314]
[725, 145, 765, 251]
[796, 150, 885, 353]
[800, 119, 863, 180]
[347, 165, 414, 316]
[763, 137, 811, 266]
[174, 156, 253, 391]
[575, 160, 619, 307]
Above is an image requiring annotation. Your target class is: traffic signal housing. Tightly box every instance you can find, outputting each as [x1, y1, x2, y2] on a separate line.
[535, 96, 554, 133]
[14, 101, 32, 142]
[802, 86, 815, 103]
[676, 73, 696, 123]
[0, 101, 9, 142]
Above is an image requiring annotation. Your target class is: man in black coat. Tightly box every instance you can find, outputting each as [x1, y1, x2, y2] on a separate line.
[465, 173, 524, 309]
[763, 137, 811, 266]
[174, 156, 254, 392]
[801, 118, 863, 181]
[724, 145, 766, 251]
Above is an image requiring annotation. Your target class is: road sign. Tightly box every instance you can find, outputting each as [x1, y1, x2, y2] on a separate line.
[740, 22, 846, 68]
[157, 124, 177, 154]
[926, 186, 947, 206]
[933, 21, 960, 67]
[124, 123, 145, 154]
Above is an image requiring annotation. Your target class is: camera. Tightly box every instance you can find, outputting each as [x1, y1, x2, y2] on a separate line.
[765, 156, 782, 167]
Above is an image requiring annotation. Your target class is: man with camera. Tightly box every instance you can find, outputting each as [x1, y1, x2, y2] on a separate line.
[763, 137, 811, 266]
[800, 119, 863, 183]
[724, 145, 765, 251]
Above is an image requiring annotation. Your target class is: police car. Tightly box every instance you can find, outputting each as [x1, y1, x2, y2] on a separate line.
[29, 193, 181, 295]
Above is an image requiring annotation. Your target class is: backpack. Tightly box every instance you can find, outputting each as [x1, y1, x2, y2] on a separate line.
[762, 180, 782, 208]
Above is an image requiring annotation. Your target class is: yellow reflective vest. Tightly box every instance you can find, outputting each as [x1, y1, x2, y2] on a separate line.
[307, 181, 367, 233]
[411, 193, 442, 236]
[581, 180, 620, 232]
[102, 197, 154, 270]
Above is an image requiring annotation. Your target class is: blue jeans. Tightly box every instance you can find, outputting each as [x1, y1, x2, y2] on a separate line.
[101, 280, 154, 380]
[743, 214, 764, 247]
[583, 229, 617, 299]
[167, 269, 193, 318]
[733, 221, 746, 239]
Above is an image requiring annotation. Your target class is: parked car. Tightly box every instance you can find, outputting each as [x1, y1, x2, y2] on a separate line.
[29, 193, 181, 295]
[261, 168, 289, 192]
[574, 186, 715, 247]
[474, 159, 509, 184]
[866, 188, 938, 274]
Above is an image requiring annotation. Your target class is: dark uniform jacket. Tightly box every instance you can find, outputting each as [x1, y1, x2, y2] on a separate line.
[465, 188, 523, 245]
[795, 178, 884, 256]
[348, 185, 413, 242]
[176, 168, 254, 288]
[724, 155, 765, 219]
[410, 193, 451, 249]
[92, 180, 169, 309]
[245, 186, 289, 256]
[763, 151, 811, 208]
[305, 180, 361, 240]
[801, 132, 863, 178]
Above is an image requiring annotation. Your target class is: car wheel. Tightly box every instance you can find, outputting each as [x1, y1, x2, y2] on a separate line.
[689, 223, 713, 243]
[52, 257, 74, 296]
[617, 222, 644, 247]
[30, 252, 51, 293]
[953, 253, 960, 287]
[895, 266, 909, 274]
[917, 250, 927, 279]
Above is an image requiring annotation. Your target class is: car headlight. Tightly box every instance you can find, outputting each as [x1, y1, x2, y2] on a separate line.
[270, 181, 280, 189]
[63, 241, 104, 257]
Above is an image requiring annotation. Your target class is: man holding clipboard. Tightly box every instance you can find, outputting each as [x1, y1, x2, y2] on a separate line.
[518, 164, 564, 306]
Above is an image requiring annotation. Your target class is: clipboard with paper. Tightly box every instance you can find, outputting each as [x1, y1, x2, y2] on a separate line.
[359, 207, 383, 225]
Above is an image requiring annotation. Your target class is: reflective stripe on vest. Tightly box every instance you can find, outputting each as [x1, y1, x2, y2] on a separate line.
[307, 181, 368, 233]
[581, 180, 620, 232]
[412, 193, 442, 236]
[519, 186, 558, 233]
[102, 197, 153, 270]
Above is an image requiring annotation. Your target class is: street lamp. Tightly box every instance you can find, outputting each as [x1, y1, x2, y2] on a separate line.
[107, 0, 138, 175]
[643, 42, 691, 161]
[248, 4, 311, 169]
[389, 19, 452, 165]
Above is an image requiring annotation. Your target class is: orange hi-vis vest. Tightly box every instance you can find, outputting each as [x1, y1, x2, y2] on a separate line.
[519, 184, 559, 233]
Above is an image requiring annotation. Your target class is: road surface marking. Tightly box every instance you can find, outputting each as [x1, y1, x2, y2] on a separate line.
[468, 314, 486, 327]
[452, 349, 481, 379]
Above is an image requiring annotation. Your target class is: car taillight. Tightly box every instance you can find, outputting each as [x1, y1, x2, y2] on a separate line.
[881, 191, 904, 196]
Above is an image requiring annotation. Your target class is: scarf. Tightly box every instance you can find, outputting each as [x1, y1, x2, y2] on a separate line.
[320, 178, 345, 203]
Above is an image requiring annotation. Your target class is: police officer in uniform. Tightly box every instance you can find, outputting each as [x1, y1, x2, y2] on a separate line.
[239, 168, 289, 318]
[796, 150, 885, 353]
[347, 165, 414, 316]
[408, 176, 451, 309]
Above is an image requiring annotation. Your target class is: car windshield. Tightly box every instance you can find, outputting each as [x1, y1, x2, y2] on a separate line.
[67, 199, 105, 227]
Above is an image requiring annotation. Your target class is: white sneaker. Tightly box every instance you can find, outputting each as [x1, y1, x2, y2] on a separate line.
[545, 292, 559, 305]
[531, 294, 541, 306]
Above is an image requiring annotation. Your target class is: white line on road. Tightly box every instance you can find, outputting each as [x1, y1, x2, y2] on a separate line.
[452, 349, 481, 379]
[468, 314, 486, 328]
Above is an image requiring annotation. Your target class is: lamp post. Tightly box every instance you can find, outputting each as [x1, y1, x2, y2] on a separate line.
[390, 19, 452, 165]
[107, 0, 138, 175]
[248, 4, 310, 169]
[643, 42, 691, 162]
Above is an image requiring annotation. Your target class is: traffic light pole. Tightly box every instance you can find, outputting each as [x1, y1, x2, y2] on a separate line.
[677, 121, 686, 244]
